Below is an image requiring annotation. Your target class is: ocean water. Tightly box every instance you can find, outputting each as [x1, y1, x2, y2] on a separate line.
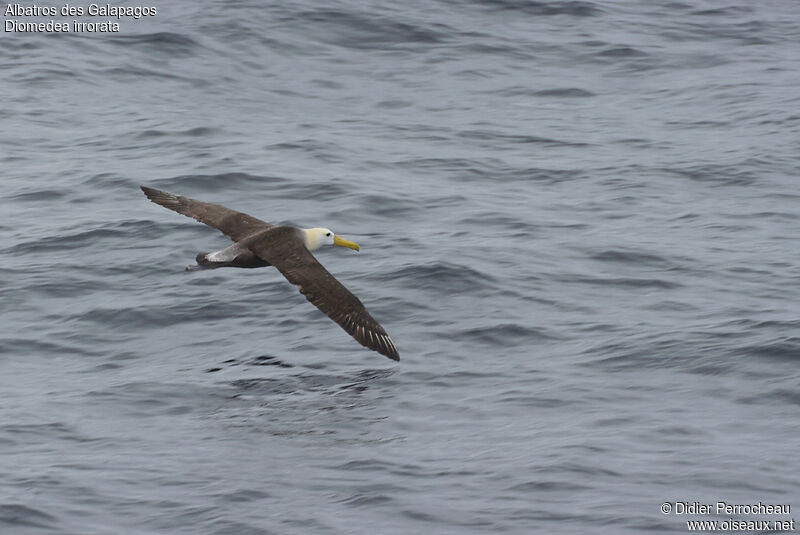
[2, 0, 800, 533]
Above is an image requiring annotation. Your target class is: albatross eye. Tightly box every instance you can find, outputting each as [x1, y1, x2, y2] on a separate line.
[326, 232, 331, 237]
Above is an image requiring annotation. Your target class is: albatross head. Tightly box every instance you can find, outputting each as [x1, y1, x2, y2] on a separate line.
[302, 227, 360, 252]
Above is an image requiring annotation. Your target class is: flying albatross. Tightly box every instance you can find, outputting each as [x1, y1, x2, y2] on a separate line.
[140, 186, 399, 361]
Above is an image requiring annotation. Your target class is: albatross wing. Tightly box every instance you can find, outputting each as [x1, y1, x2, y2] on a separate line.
[141, 186, 272, 241]
[245, 227, 400, 361]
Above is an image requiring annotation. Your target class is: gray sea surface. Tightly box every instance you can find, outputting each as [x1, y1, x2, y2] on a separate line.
[2, 0, 800, 533]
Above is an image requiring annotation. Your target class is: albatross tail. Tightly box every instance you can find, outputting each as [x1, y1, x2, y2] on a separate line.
[192, 247, 271, 270]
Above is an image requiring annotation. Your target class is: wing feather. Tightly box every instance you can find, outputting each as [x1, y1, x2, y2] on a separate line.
[246, 227, 399, 361]
[141, 186, 272, 241]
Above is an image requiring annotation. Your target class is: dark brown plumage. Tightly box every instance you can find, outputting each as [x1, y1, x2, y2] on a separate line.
[141, 186, 399, 361]
[141, 186, 272, 241]
[243, 227, 399, 360]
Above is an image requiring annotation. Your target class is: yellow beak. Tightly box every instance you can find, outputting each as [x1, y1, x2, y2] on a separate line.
[333, 235, 360, 251]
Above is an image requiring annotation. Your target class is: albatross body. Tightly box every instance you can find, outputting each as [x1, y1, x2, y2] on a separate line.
[141, 186, 399, 361]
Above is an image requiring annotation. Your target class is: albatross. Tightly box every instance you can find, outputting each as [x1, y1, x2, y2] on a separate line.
[140, 186, 399, 361]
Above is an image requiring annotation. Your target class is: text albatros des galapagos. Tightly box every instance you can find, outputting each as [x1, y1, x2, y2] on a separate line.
[5, 4, 157, 33]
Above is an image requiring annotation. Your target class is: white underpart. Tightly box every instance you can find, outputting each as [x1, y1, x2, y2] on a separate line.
[205, 241, 248, 262]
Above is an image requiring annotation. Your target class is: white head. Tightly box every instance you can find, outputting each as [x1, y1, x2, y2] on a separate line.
[302, 227, 360, 252]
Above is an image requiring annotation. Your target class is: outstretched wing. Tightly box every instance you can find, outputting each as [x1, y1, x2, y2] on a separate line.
[141, 186, 272, 242]
[245, 227, 399, 361]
